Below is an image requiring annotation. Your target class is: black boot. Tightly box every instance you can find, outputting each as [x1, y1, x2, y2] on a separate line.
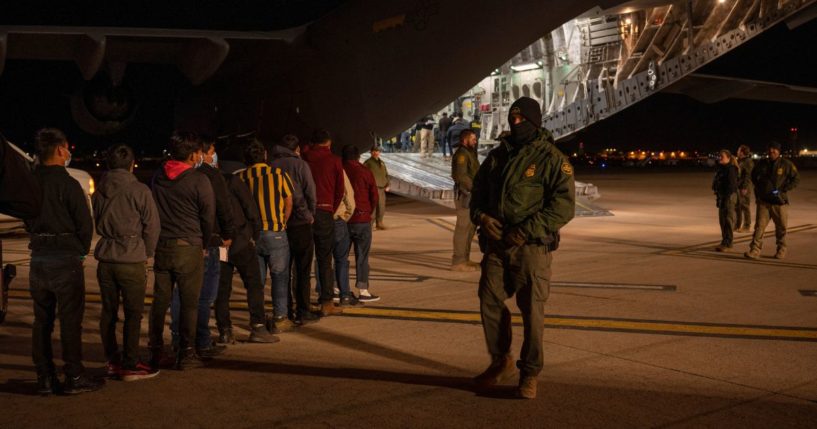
[174, 347, 205, 371]
[36, 373, 60, 396]
[63, 374, 105, 395]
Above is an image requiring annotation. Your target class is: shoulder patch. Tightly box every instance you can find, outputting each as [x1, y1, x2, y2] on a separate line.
[777, 167, 783, 175]
[561, 162, 573, 175]
[457, 154, 466, 164]
[524, 164, 536, 178]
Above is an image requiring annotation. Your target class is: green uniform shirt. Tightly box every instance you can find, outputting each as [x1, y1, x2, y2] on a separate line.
[451, 145, 479, 193]
[470, 129, 575, 242]
[364, 157, 390, 188]
[738, 156, 754, 190]
[751, 156, 800, 204]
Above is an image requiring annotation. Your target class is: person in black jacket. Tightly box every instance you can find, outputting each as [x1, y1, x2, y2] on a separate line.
[214, 159, 280, 344]
[745, 141, 801, 260]
[712, 149, 739, 252]
[25, 128, 104, 395]
[169, 136, 234, 358]
[149, 131, 215, 370]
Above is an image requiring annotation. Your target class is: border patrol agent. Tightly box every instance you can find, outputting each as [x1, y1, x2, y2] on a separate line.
[470, 97, 575, 399]
[745, 141, 800, 260]
[735, 145, 754, 232]
[451, 128, 480, 271]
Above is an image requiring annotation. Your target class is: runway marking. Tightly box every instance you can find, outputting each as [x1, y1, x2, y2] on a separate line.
[799, 290, 817, 297]
[427, 218, 456, 233]
[552, 281, 676, 291]
[5, 290, 815, 341]
[339, 306, 817, 343]
[660, 224, 817, 270]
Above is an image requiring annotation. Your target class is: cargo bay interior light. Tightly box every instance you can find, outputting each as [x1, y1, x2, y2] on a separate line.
[510, 63, 542, 72]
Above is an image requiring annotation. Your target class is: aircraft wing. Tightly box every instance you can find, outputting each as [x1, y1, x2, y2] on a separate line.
[664, 73, 817, 105]
[0, 25, 301, 84]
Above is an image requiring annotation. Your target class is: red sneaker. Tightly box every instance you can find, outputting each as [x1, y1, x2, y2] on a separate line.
[120, 361, 160, 382]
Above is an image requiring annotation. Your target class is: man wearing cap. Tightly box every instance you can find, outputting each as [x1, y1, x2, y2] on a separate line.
[745, 141, 800, 260]
[470, 97, 575, 399]
[363, 146, 390, 230]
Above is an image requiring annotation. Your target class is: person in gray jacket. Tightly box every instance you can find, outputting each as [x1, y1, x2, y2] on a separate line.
[93, 144, 161, 381]
[269, 135, 319, 325]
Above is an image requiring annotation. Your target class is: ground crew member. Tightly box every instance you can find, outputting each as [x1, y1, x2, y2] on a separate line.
[94, 144, 160, 382]
[451, 129, 480, 272]
[745, 141, 800, 260]
[735, 145, 753, 232]
[470, 97, 575, 399]
[364, 146, 390, 230]
[26, 128, 104, 395]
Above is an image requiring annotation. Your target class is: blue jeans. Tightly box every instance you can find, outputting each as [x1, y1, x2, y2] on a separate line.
[314, 219, 351, 297]
[442, 138, 454, 157]
[333, 219, 352, 297]
[348, 223, 372, 289]
[257, 230, 290, 318]
[171, 246, 220, 349]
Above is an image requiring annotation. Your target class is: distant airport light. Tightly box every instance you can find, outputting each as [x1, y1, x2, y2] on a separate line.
[511, 63, 542, 72]
[624, 18, 632, 25]
[718, 0, 726, 3]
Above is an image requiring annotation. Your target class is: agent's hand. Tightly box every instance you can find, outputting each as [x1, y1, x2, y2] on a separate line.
[222, 239, 233, 248]
[479, 214, 503, 241]
[504, 226, 526, 248]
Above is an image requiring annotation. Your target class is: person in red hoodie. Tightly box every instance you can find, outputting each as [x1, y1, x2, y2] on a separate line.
[341, 145, 381, 302]
[302, 130, 344, 316]
[149, 131, 216, 370]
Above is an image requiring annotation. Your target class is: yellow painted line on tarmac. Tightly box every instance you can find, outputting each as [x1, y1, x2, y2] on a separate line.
[340, 306, 817, 342]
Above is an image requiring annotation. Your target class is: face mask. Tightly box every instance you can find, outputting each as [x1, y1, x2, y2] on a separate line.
[510, 121, 538, 145]
[208, 152, 218, 168]
[194, 153, 204, 168]
[64, 150, 72, 168]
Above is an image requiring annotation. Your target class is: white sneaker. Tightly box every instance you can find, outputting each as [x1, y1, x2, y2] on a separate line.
[358, 290, 381, 302]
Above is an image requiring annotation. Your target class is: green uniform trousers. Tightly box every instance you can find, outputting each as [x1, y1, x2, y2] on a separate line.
[478, 242, 551, 377]
[736, 187, 752, 230]
[452, 194, 476, 265]
[750, 201, 789, 251]
[717, 193, 737, 247]
[149, 240, 204, 351]
[98, 261, 147, 368]
[375, 187, 386, 226]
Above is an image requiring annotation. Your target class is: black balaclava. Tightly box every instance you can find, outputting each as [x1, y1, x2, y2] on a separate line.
[508, 97, 542, 146]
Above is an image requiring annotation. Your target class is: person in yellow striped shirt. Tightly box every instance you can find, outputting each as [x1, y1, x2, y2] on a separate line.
[239, 140, 293, 331]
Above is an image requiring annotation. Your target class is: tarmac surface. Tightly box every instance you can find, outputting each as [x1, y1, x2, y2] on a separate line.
[1, 170, 815, 428]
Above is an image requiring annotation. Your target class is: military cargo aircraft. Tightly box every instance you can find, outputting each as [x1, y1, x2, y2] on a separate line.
[0, 0, 632, 150]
